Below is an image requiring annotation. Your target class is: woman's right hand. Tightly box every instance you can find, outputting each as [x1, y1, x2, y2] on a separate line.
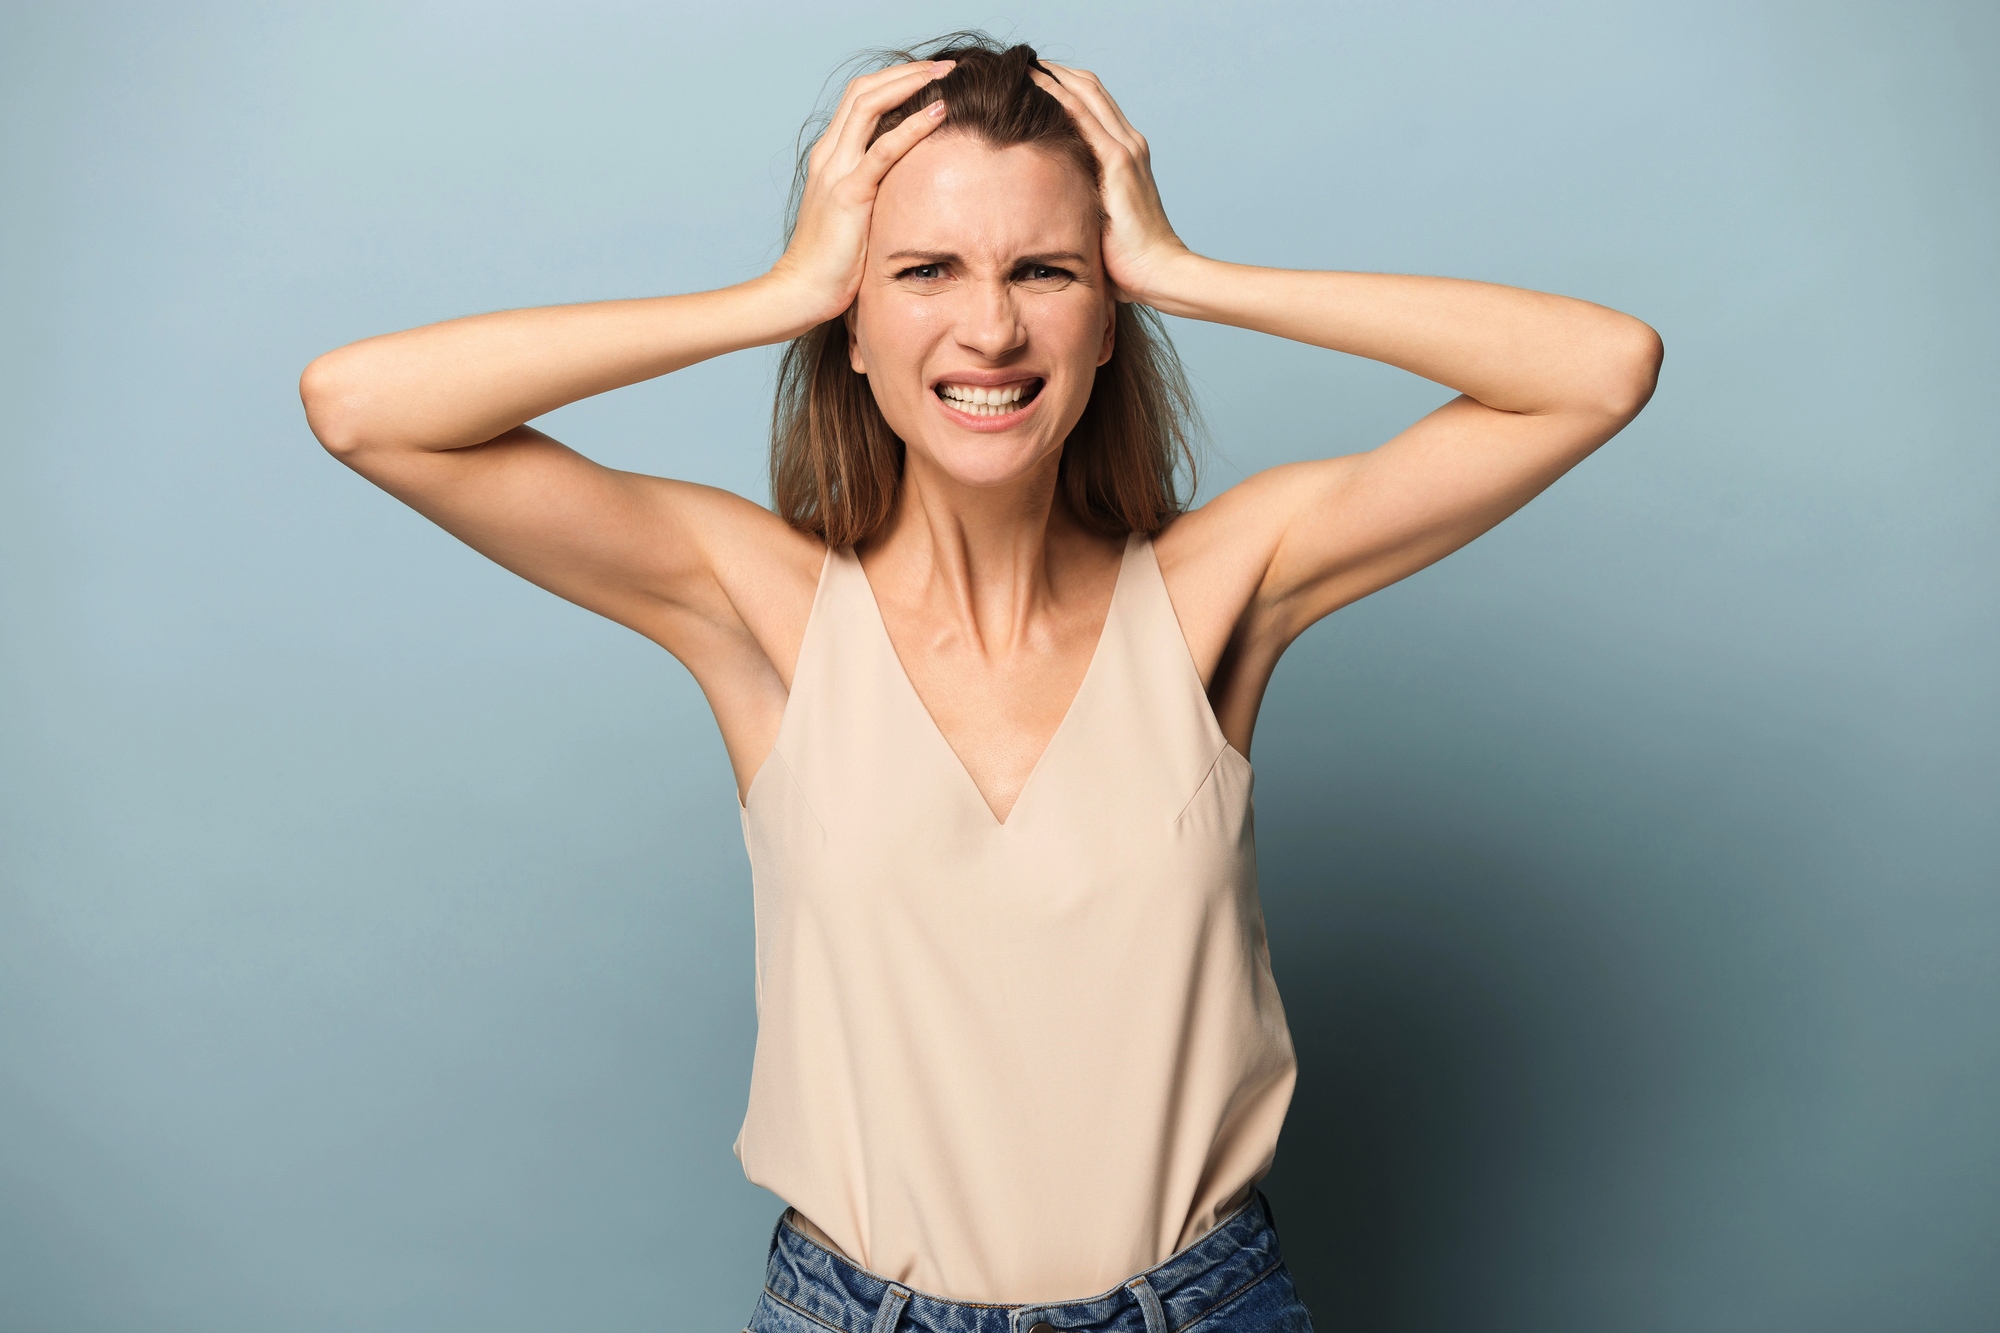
[767, 60, 955, 325]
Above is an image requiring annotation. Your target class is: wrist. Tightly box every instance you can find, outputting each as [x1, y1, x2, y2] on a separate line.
[755, 262, 852, 339]
[1121, 245, 1208, 315]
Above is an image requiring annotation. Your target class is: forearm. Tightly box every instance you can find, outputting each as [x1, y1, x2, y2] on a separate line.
[1133, 253, 1660, 420]
[301, 274, 818, 456]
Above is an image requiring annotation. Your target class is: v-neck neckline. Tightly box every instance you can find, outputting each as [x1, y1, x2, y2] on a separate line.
[851, 533, 1137, 830]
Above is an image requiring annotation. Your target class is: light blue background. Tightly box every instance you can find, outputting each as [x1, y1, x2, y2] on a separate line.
[2, 2, 1994, 1330]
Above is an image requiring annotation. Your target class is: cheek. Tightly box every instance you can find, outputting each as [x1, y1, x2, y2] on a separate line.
[1040, 298, 1111, 364]
[856, 294, 942, 373]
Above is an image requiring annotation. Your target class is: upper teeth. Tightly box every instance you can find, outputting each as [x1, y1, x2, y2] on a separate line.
[939, 382, 1030, 411]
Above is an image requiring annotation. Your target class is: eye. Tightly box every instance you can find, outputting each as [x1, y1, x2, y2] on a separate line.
[1018, 263, 1076, 288]
[896, 263, 946, 282]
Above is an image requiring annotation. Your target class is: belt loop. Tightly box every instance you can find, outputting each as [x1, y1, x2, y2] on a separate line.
[767, 1209, 789, 1257]
[870, 1281, 912, 1333]
[1127, 1275, 1169, 1333]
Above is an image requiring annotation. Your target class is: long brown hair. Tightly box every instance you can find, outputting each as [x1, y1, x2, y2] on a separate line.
[770, 33, 1201, 548]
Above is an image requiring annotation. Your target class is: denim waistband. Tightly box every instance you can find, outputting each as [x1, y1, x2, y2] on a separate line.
[759, 1189, 1288, 1333]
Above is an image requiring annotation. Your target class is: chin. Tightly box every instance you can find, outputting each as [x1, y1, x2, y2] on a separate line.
[917, 434, 1057, 490]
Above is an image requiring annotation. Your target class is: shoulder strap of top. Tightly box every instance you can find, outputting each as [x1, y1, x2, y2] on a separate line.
[777, 543, 887, 751]
[1127, 534, 1230, 757]
[1045, 534, 1232, 815]
[771, 543, 979, 824]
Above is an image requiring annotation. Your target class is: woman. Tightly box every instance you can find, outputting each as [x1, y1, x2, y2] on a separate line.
[300, 35, 1660, 1333]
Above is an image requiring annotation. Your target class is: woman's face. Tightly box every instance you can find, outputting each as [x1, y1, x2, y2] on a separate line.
[849, 133, 1113, 494]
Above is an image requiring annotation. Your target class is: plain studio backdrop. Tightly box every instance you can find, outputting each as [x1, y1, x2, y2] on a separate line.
[2, 2, 1994, 1330]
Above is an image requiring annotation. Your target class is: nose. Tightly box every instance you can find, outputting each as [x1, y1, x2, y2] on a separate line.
[952, 277, 1026, 361]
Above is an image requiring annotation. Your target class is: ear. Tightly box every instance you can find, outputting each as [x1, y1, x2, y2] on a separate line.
[846, 304, 867, 375]
[1096, 299, 1116, 368]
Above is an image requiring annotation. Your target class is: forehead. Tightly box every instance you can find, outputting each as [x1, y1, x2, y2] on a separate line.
[870, 134, 1099, 260]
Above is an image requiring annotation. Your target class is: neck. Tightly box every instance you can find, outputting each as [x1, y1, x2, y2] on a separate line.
[862, 448, 1102, 653]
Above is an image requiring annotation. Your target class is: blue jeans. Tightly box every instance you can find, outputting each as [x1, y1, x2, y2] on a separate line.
[745, 1188, 1316, 1333]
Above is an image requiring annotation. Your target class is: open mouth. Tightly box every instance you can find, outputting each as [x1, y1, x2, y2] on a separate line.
[933, 378, 1045, 419]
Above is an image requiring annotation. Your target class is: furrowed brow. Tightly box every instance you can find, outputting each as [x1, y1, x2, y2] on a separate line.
[883, 250, 1092, 267]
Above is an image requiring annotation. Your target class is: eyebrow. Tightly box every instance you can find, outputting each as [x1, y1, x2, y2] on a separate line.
[885, 250, 1091, 267]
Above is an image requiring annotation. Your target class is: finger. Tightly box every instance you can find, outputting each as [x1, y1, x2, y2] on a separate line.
[828, 61, 955, 170]
[819, 67, 938, 179]
[854, 57, 946, 90]
[1044, 65, 1147, 160]
[1031, 64, 1135, 161]
[854, 98, 948, 186]
[1029, 66, 1133, 167]
[815, 61, 948, 172]
[1039, 63, 1146, 159]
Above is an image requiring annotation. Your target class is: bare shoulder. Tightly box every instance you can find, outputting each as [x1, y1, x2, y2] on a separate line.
[1151, 456, 1360, 685]
[624, 471, 827, 690]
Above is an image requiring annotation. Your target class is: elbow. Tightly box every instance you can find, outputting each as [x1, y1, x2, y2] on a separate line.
[298, 351, 371, 460]
[1593, 318, 1664, 424]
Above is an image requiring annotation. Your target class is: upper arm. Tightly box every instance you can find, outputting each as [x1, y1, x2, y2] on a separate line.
[1254, 390, 1636, 637]
[1230, 314, 1660, 634]
[314, 420, 822, 687]
[1157, 333, 1657, 745]
[298, 345, 829, 800]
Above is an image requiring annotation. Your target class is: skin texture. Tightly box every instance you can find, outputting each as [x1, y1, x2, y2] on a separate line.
[299, 58, 1663, 824]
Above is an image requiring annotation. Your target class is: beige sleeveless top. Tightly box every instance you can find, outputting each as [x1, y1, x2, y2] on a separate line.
[732, 531, 1298, 1304]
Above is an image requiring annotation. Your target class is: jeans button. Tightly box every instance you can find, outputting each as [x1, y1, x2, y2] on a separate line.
[1028, 1325, 1058, 1333]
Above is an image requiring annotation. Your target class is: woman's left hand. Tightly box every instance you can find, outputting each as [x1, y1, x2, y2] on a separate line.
[1028, 63, 1193, 304]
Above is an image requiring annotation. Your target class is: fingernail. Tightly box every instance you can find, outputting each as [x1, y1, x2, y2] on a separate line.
[927, 99, 947, 118]
[931, 60, 955, 74]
